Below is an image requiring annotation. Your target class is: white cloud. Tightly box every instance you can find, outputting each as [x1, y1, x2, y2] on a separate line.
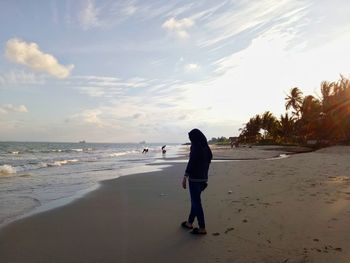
[77, 1, 140, 30]
[122, 2, 137, 16]
[79, 0, 99, 30]
[67, 109, 104, 127]
[70, 75, 156, 99]
[178, 22, 350, 124]
[184, 63, 200, 72]
[195, 0, 309, 48]
[162, 17, 194, 39]
[83, 110, 103, 126]
[0, 104, 28, 114]
[78, 87, 106, 97]
[0, 71, 46, 86]
[5, 38, 74, 79]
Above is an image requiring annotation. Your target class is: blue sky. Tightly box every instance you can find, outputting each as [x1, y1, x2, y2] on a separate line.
[1, 0, 350, 142]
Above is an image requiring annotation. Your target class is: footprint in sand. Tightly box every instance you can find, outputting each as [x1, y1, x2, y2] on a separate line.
[224, 227, 234, 234]
[212, 232, 220, 236]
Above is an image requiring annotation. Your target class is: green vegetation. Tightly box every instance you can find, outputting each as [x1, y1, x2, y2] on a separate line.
[239, 75, 350, 146]
[208, 136, 231, 145]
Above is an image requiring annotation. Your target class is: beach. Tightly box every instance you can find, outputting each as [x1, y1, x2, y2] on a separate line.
[0, 145, 349, 263]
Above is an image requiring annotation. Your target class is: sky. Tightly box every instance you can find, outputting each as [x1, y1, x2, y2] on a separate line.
[0, 0, 350, 143]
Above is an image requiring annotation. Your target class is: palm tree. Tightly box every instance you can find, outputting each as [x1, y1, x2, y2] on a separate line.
[261, 111, 278, 140]
[298, 95, 322, 141]
[320, 81, 333, 110]
[278, 113, 296, 142]
[300, 96, 321, 118]
[326, 75, 350, 142]
[285, 87, 303, 118]
[239, 115, 262, 143]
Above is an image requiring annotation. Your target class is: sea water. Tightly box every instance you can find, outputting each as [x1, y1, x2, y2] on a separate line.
[0, 142, 182, 227]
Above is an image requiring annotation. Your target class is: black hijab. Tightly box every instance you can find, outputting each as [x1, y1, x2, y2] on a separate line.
[188, 128, 213, 162]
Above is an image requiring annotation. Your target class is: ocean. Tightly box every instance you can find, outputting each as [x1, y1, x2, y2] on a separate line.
[0, 142, 183, 227]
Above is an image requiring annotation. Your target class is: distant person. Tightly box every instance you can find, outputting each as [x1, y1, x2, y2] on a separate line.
[161, 145, 166, 154]
[142, 148, 148, 154]
[181, 128, 212, 235]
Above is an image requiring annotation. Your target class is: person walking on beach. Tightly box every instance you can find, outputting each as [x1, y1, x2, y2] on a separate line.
[181, 128, 212, 235]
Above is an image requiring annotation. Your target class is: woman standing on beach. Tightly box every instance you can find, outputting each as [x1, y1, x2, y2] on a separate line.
[181, 128, 212, 235]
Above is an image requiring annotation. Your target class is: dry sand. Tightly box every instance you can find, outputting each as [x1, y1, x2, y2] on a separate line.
[0, 145, 349, 263]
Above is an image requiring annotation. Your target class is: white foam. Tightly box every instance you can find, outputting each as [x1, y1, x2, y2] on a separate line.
[71, 148, 83, 152]
[109, 150, 137, 157]
[0, 165, 16, 175]
[110, 152, 128, 157]
[47, 159, 79, 167]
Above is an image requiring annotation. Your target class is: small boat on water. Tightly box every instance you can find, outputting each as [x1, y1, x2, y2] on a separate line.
[79, 140, 86, 143]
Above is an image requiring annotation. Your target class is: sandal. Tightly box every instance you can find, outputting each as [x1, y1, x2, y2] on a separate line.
[191, 227, 207, 235]
[181, 221, 193, 229]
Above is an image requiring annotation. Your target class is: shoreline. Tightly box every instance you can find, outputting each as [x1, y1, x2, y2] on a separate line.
[0, 159, 174, 230]
[0, 145, 310, 230]
[1, 146, 349, 262]
[0, 144, 186, 229]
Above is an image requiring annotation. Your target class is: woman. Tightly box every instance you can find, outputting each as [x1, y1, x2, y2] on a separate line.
[181, 128, 212, 235]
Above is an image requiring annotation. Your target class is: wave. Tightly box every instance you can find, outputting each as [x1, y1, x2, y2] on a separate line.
[13, 159, 80, 172]
[0, 165, 16, 175]
[109, 150, 138, 157]
[7, 148, 93, 154]
[47, 159, 79, 167]
[71, 148, 83, 152]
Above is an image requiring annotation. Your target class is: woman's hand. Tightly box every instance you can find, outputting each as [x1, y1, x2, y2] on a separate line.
[182, 176, 187, 189]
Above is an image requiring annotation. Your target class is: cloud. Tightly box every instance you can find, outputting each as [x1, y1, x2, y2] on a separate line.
[67, 109, 104, 127]
[5, 38, 74, 79]
[184, 63, 200, 72]
[77, 0, 140, 30]
[0, 104, 28, 114]
[70, 75, 157, 99]
[195, 0, 310, 49]
[79, 0, 99, 30]
[121, 2, 137, 16]
[78, 87, 106, 97]
[132, 113, 142, 119]
[162, 17, 194, 39]
[0, 71, 46, 86]
[83, 110, 103, 126]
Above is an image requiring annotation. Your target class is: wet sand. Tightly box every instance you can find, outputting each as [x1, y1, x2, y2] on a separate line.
[0, 146, 349, 263]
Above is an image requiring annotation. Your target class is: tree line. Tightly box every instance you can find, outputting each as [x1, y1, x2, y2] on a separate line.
[239, 75, 350, 145]
[208, 136, 231, 145]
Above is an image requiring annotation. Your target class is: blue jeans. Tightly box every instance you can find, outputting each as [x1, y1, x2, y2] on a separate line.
[188, 181, 207, 229]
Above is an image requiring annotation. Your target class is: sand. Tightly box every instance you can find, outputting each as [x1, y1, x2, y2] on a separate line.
[0, 145, 349, 263]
